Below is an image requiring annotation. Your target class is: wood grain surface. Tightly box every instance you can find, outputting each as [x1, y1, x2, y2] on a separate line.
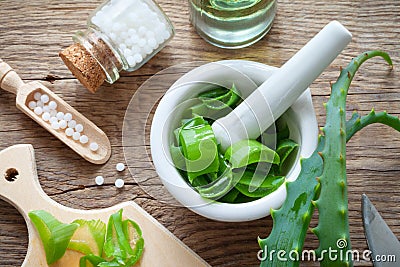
[0, 0, 399, 266]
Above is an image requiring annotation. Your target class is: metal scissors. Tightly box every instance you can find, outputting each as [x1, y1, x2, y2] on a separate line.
[362, 194, 400, 267]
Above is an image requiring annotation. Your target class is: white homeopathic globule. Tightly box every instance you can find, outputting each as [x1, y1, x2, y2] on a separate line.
[115, 178, 125, 188]
[116, 163, 125, 172]
[90, 142, 99, 152]
[95, 175, 105, 185]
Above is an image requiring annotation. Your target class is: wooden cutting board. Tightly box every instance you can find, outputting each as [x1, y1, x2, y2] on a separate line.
[0, 144, 210, 267]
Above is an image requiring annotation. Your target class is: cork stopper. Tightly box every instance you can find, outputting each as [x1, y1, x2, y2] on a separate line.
[59, 43, 106, 93]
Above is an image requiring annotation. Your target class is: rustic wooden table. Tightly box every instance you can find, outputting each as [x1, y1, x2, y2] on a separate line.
[0, 1, 399, 266]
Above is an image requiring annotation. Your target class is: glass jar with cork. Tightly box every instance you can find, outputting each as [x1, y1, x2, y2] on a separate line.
[60, 0, 174, 93]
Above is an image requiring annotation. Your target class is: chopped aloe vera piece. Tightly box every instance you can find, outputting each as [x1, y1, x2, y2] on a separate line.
[181, 116, 206, 129]
[190, 103, 231, 119]
[28, 210, 78, 265]
[179, 117, 219, 182]
[234, 193, 258, 203]
[191, 175, 210, 187]
[196, 167, 238, 200]
[199, 84, 240, 101]
[170, 145, 186, 171]
[198, 86, 229, 99]
[200, 84, 240, 110]
[80, 254, 107, 267]
[218, 187, 241, 203]
[276, 119, 290, 141]
[68, 219, 106, 256]
[103, 209, 144, 266]
[98, 262, 122, 267]
[218, 152, 230, 175]
[191, 85, 241, 118]
[276, 139, 299, 173]
[235, 172, 285, 198]
[122, 219, 144, 266]
[225, 140, 280, 169]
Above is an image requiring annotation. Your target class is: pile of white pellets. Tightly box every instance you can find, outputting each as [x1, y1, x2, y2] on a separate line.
[95, 162, 126, 188]
[29, 92, 99, 152]
[91, 0, 172, 68]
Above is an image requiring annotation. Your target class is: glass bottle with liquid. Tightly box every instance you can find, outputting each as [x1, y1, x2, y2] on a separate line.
[189, 0, 277, 49]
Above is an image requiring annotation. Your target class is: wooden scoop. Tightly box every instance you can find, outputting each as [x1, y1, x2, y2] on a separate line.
[0, 144, 210, 267]
[0, 59, 111, 164]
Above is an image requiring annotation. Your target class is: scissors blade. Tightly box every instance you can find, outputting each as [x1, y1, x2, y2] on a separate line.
[362, 194, 400, 266]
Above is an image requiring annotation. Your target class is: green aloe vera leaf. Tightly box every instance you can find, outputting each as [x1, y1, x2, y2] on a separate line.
[98, 261, 121, 267]
[209, 172, 219, 182]
[234, 193, 258, 203]
[200, 94, 231, 110]
[103, 209, 144, 265]
[178, 117, 219, 182]
[235, 172, 285, 198]
[237, 170, 282, 188]
[191, 103, 232, 120]
[226, 84, 241, 106]
[276, 139, 299, 173]
[170, 145, 186, 171]
[219, 187, 241, 203]
[218, 152, 230, 175]
[122, 219, 144, 266]
[195, 167, 240, 200]
[259, 51, 395, 267]
[224, 140, 280, 169]
[276, 139, 298, 164]
[28, 210, 78, 265]
[226, 140, 280, 193]
[260, 108, 400, 267]
[347, 111, 400, 136]
[261, 119, 289, 150]
[79, 254, 107, 267]
[314, 51, 392, 267]
[190, 103, 207, 116]
[198, 86, 229, 99]
[260, 131, 277, 150]
[346, 109, 400, 141]
[191, 84, 241, 118]
[173, 127, 180, 145]
[259, 138, 324, 267]
[276, 123, 290, 141]
[191, 175, 211, 187]
[103, 210, 130, 262]
[68, 219, 106, 256]
[198, 84, 241, 108]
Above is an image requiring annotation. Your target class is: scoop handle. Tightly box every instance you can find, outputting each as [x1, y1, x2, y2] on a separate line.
[0, 58, 24, 95]
[212, 21, 352, 150]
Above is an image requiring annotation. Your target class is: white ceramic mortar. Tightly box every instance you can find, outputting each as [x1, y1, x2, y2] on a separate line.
[151, 21, 351, 222]
[150, 60, 318, 222]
